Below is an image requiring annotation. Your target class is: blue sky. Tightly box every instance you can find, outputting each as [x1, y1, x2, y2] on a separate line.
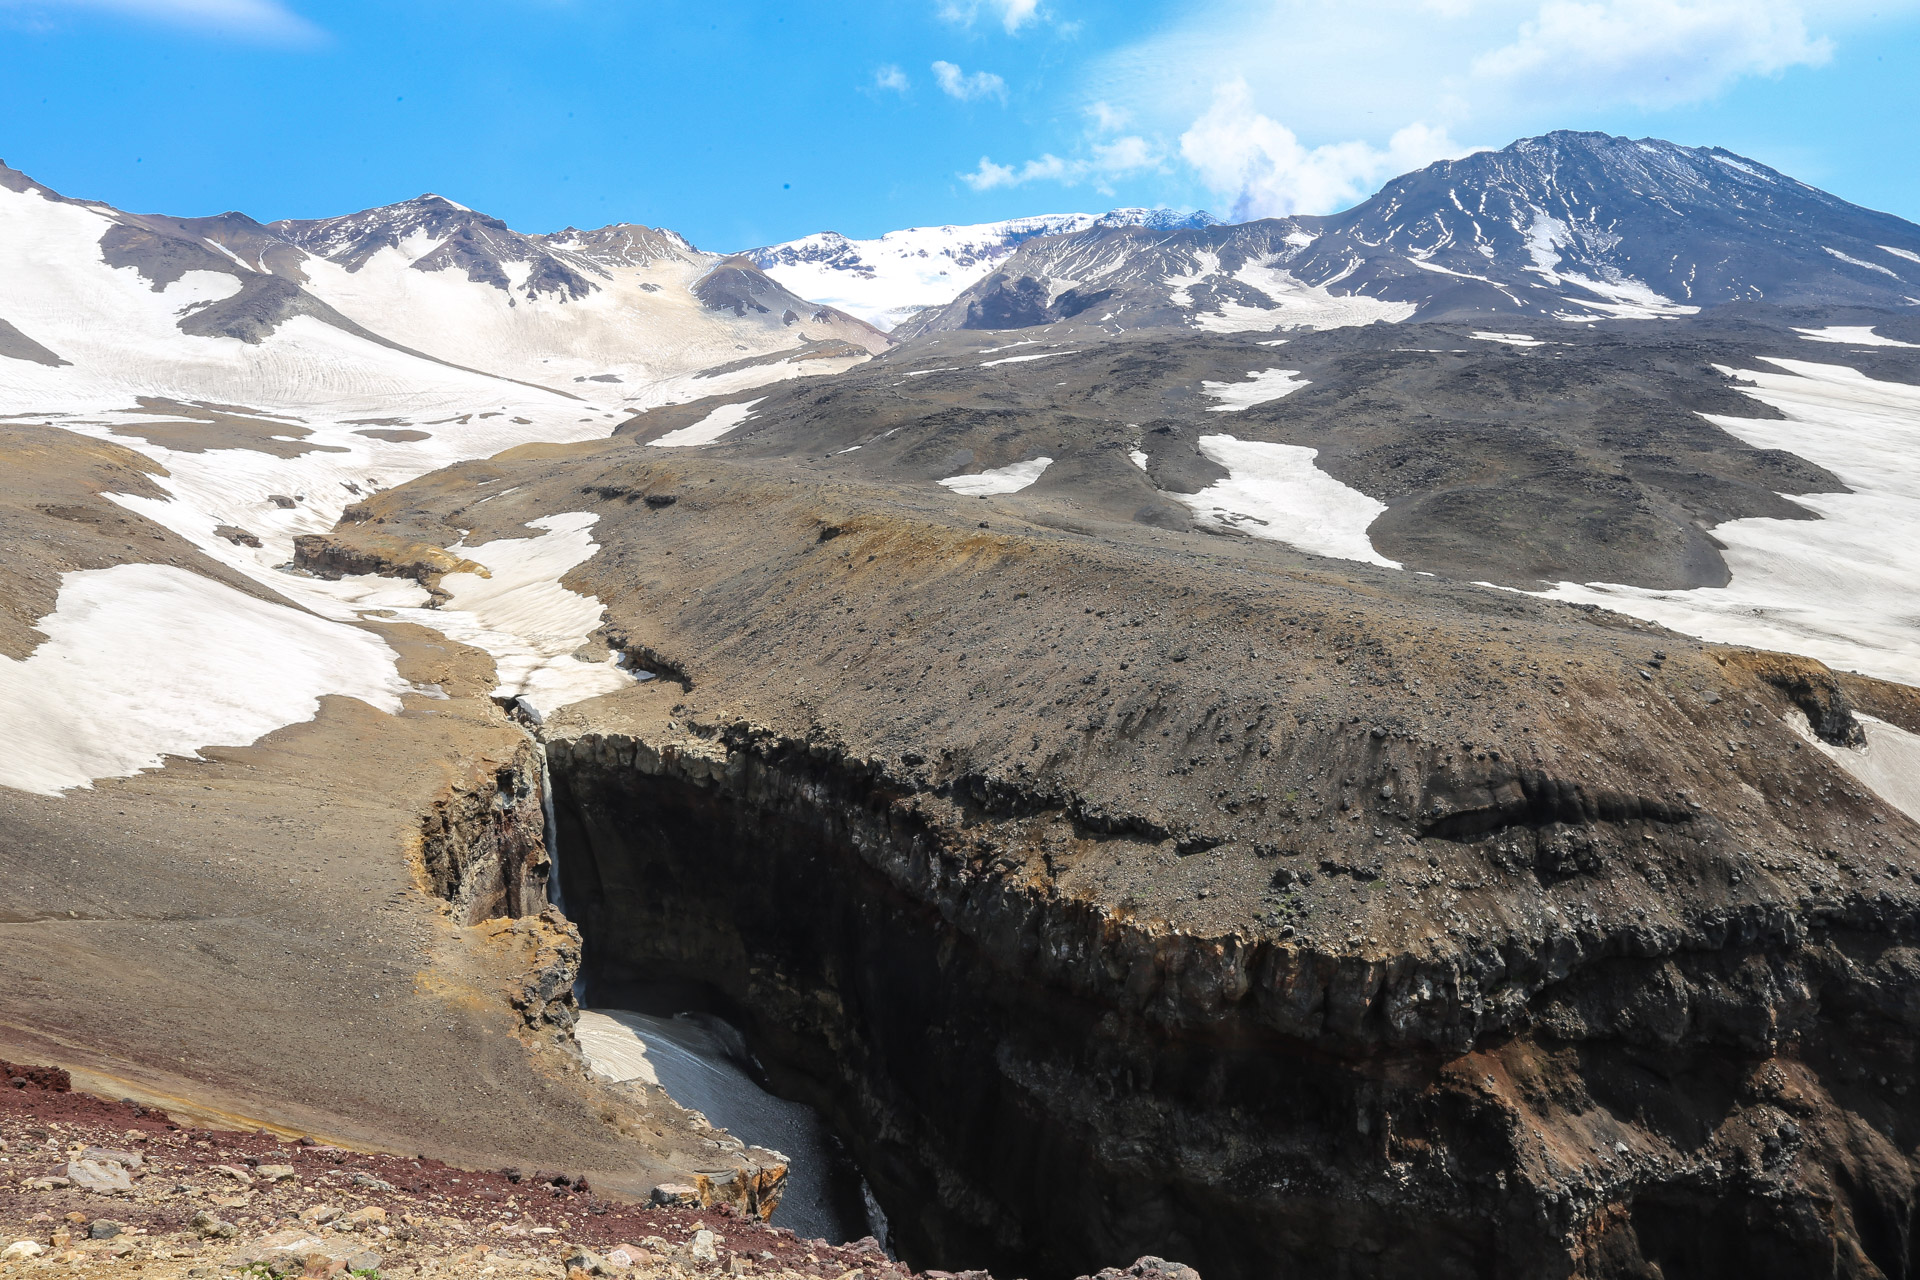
[2, 0, 1918, 250]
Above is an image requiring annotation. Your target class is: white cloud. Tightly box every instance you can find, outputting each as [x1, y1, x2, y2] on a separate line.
[13, 0, 322, 41]
[1179, 79, 1464, 218]
[962, 133, 1161, 191]
[938, 0, 1042, 33]
[875, 64, 910, 93]
[933, 59, 1008, 102]
[1473, 0, 1832, 108]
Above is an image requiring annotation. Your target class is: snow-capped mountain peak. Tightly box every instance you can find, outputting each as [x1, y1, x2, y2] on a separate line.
[898, 131, 1920, 338]
[747, 207, 1217, 330]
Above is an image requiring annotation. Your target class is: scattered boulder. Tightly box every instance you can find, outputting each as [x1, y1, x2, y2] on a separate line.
[213, 1162, 254, 1185]
[348, 1171, 395, 1192]
[343, 1206, 385, 1227]
[650, 1182, 698, 1207]
[1078, 1260, 1202, 1280]
[190, 1209, 238, 1239]
[688, 1229, 719, 1263]
[2, 1242, 45, 1262]
[345, 1250, 383, 1273]
[300, 1205, 344, 1224]
[65, 1157, 133, 1194]
[257, 1164, 297, 1182]
[86, 1219, 122, 1240]
[79, 1146, 143, 1169]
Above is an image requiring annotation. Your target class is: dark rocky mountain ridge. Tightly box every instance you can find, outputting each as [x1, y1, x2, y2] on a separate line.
[901, 131, 1920, 338]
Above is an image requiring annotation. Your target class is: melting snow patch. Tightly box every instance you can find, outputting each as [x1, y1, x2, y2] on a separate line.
[1192, 256, 1414, 333]
[1128, 448, 1149, 471]
[1166, 435, 1399, 568]
[979, 350, 1076, 368]
[1785, 710, 1920, 825]
[1473, 331, 1543, 347]
[0, 564, 407, 796]
[1537, 358, 1920, 685]
[575, 1011, 661, 1086]
[1203, 368, 1308, 411]
[1880, 245, 1920, 265]
[1794, 326, 1920, 349]
[938, 457, 1052, 496]
[410, 512, 630, 718]
[649, 398, 763, 447]
[1825, 247, 1901, 279]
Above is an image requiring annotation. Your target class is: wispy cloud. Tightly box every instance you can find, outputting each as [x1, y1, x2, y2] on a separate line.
[6, 0, 324, 42]
[938, 0, 1042, 34]
[933, 60, 1007, 102]
[963, 135, 1161, 191]
[874, 64, 910, 93]
[1473, 0, 1832, 109]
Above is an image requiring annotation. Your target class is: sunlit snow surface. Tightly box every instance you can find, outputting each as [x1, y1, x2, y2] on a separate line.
[1784, 711, 1920, 825]
[575, 1010, 661, 1086]
[1538, 359, 1920, 685]
[1794, 326, 1920, 349]
[1203, 368, 1308, 411]
[1167, 434, 1400, 568]
[0, 176, 839, 793]
[648, 399, 762, 447]
[0, 565, 407, 795]
[938, 457, 1053, 496]
[1187, 255, 1416, 333]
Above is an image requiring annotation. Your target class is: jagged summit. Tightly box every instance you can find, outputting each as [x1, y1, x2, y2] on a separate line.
[897, 131, 1920, 337]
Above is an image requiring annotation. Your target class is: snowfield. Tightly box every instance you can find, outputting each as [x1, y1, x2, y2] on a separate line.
[1539, 358, 1920, 686]
[1203, 368, 1308, 411]
[938, 457, 1054, 496]
[0, 564, 408, 796]
[1166, 435, 1400, 568]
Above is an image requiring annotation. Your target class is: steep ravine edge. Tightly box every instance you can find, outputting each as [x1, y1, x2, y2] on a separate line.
[547, 719, 1920, 1280]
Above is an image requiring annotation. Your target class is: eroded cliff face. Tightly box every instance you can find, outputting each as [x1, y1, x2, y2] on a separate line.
[414, 734, 553, 924]
[545, 698, 1920, 1280]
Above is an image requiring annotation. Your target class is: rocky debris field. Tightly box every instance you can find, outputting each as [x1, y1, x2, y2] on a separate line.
[2, 1064, 1185, 1280]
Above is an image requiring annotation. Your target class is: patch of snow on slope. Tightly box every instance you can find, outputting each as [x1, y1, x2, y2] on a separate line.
[1128, 449, 1149, 471]
[1167, 435, 1400, 568]
[1825, 247, 1901, 279]
[1473, 331, 1543, 347]
[1795, 326, 1920, 349]
[419, 513, 631, 717]
[1538, 358, 1920, 685]
[574, 1011, 660, 1085]
[1784, 710, 1920, 825]
[0, 564, 407, 795]
[980, 350, 1077, 368]
[1192, 256, 1414, 333]
[649, 399, 763, 447]
[938, 457, 1053, 496]
[1881, 246, 1920, 265]
[1203, 368, 1308, 411]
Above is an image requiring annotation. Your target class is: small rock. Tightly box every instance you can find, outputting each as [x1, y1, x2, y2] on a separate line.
[562, 1246, 609, 1275]
[650, 1183, 699, 1207]
[66, 1158, 133, 1194]
[345, 1250, 383, 1272]
[301, 1205, 345, 1224]
[348, 1172, 395, 1192]
[343, 1207, 386, 1227]
[257, 1165, 298, 1182]
[88, 1219, 123, 1239]
[688, 1229, 718, 1264]
[2, 1242, 46, 1262]
[213, 1163, 255, 1185]
[189, 1210, 237, 1239]
[24, 1176, 71, 1191]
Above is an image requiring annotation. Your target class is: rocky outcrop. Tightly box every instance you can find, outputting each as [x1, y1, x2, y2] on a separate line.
[546, 712, 1920, 1280]
[414, 738, 550, 923]
[293, 529, 489, 605]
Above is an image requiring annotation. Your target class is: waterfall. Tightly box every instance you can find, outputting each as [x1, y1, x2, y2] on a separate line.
[538, 739, 565, 916]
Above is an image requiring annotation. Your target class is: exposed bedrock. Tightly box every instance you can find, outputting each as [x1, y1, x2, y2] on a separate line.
[548, 723, 1920, 1280]
[416, 733, 553, 925]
